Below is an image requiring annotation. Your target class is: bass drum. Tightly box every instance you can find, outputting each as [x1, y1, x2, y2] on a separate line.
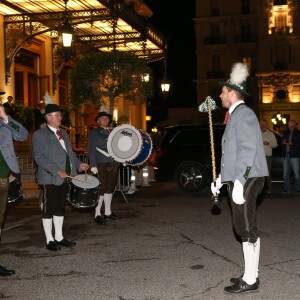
[107, 124, 153, 166]
[67, 174, 100, 209]
[8, 174, 22, 203]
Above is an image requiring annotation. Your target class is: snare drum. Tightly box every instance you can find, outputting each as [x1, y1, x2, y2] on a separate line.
[68, 174, 100, 208]
[107, 124, 153, 166]
[8, 174, 22, 203]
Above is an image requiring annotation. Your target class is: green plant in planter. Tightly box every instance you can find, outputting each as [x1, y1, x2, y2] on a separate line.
[70, 51, 153, 114]
[14, 104, 34, 132]
[60, 108, 71, 127]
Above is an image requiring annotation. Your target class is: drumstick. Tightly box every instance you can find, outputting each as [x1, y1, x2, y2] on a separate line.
[84, 156, 87, 181]
[66, 175, 91, 184]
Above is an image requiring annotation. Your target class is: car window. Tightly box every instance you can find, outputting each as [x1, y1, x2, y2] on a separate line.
[172, 129, 210, 145]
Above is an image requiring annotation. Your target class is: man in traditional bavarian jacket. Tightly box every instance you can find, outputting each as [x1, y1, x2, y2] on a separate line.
[211, 63, 268, 294]
[0, 98, 28, 276]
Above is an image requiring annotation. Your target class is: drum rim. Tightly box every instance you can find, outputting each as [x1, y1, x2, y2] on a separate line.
[71, 174, 100, 189]
[129, 131, 153, 166]
[107, 124, 143, 163]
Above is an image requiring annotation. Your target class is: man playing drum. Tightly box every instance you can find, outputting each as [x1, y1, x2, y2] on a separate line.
[0, 97, 28, 276]
[88, 111, 121, 224]
[32, 103, 89, 251]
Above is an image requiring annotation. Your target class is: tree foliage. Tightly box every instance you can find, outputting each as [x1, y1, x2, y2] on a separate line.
[70, 51, 153, 113]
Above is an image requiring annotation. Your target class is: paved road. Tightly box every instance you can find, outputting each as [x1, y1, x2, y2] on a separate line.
[1, 181, 300, 300]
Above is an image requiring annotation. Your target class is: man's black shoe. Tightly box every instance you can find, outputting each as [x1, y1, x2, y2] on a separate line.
[224, 279, 258, 294]
[46, 241, 61, 251]
[104, 213, 121, 221]
[55, 239, 76, 247]
[95, 215, 105, 224]
[0, 264, 15, 276]
[230, 276, 259, 286]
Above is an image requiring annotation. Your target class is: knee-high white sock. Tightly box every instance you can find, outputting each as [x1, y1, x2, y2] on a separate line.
[53, 215, 64, 242]
[242, 240, 259, 285]
[104, 193, 112, 216]
[42, 218, 54, 244]
[95, 195, 104, 217]
[255, 238, 260, 278]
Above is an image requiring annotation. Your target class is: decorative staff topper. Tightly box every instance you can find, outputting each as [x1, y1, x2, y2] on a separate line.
[198, 96, 218, 113]
[199, 96, 220, 206]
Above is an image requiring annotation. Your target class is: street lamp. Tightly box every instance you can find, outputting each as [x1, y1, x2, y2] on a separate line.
[161, 77, 170, 92]
[60, 18, 73, 47]
[161, 46, 170, 92]
[59, 0, 74, 48]
[141, 73, 150, 82]
[271, 111, 287, 125]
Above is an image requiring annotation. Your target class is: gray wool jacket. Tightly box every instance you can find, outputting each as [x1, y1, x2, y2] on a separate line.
[220, 103, 269, 185]
[88, 127, 113, 167]
[0, 116, 28, 174]
[32, 126, 81, 185]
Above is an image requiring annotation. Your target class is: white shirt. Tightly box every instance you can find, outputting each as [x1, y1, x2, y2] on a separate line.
[261, 129, 278, 156]
[47, 125, 66, 151]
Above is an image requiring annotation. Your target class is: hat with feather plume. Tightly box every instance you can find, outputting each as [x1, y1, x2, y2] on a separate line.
[218, 63, 251, 97]
[43, 91, 60, 115]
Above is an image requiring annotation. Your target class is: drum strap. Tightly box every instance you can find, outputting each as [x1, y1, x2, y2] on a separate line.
[66, 154, 71, 175]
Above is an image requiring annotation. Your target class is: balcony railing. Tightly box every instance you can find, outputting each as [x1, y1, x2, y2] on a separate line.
[235, 35, 257, 43]
[203, 37, 226, 45]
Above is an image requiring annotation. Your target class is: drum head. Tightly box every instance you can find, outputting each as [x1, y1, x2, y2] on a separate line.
[71, 174, 99, 189]
[107, 124, 142, 163]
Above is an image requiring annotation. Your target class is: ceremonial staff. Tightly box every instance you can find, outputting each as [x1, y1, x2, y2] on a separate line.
[199, 96, 221, 205]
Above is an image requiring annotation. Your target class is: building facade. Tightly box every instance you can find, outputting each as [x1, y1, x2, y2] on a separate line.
[194, 0, 300, 133]
[0, 0, 165, 143]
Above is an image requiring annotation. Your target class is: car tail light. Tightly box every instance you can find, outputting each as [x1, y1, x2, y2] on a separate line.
[156, 147, 166, 158]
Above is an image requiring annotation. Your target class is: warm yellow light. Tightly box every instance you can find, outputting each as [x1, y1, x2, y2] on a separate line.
[282, 117, 287, 124]
[151, 127, 158, 133]
[142, 73, 150, 82]
[271, 116, 276, 124]
[146, 116, 152, 121]
[161, 81, 170, 92]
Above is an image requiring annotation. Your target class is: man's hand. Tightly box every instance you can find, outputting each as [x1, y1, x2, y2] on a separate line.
[211, 175, 223, 196]
[0, 106, 8, 123]
[232, 179, 245, 205]
[80, 163, 89, 171]
[58, 170, 68, 179]
[91, 167, 98, 175]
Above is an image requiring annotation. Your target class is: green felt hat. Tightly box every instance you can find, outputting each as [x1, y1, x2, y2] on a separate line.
[218, 62, 251, 97]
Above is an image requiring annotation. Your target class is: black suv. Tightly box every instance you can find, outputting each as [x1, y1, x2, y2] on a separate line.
[153, 123, 225, 192]
[153, 123, 284, 192]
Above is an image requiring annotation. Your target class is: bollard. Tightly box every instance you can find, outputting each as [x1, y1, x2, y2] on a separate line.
[129, 169, 138, 192]
[142, 165, 150, 187]
[148, 165, 155, 182]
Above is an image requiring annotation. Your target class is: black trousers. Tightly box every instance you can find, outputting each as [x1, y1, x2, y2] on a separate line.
[41, 182, 68, 218]
[227, 177, 265, 243]
[0, 176, 9, 226]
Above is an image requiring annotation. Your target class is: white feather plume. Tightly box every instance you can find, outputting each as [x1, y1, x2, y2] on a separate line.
[229, 63, 249, 85]
[43, 91, 54, 105]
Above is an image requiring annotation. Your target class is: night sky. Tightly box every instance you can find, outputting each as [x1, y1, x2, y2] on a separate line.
[144, 1, 197, 126]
